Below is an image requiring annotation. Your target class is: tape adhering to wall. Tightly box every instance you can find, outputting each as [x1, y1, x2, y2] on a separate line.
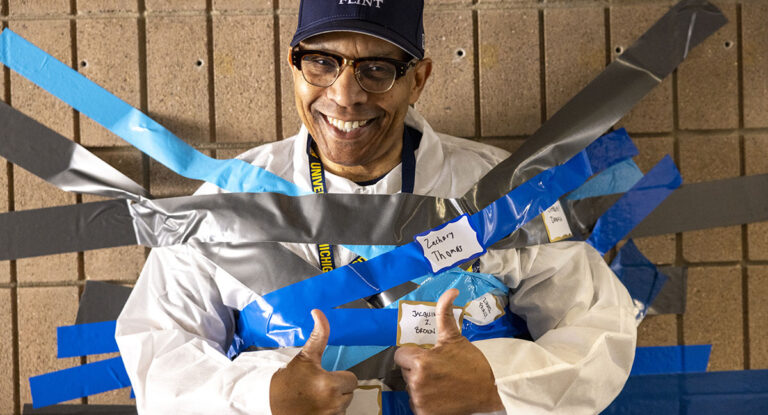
[648, 266, 686, 315]
[0, 199, 136, 261]
[75, 281, 133, 325]
[464, 0, 726, 211]
[29, 357, 131, 409]
[630, 345, 711, 376]
[630, 174, 768, 238]
[610, 240, 668, 322]
[587, 156, 681, 255]
[57, 320, 119, 358]
[0, 101, 148, 201]
[22, 404, 137, 415]
[603, 369, 768, 414]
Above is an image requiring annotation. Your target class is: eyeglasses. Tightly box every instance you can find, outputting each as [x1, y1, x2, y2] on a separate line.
[291, 49, 418, 93]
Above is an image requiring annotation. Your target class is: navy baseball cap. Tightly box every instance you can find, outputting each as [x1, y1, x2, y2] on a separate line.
[291, 0, 426, 59]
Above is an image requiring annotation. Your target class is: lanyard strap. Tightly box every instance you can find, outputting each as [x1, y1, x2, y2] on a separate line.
[307, 126, 419, 271]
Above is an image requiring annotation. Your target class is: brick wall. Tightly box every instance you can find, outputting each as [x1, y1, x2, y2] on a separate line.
[0, 0, 766, 413]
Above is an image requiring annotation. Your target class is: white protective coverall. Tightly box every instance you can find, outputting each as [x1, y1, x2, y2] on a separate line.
[116, 107, 637, 414]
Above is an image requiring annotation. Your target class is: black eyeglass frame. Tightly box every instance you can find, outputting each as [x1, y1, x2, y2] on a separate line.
[290, 49, 419, 92]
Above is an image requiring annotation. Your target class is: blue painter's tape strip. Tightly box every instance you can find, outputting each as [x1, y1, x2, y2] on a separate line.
[610, 239, 668, 320]
[57, 320, 119, 358]
[631, 345, 711, 376]
[582, 128, 638, 173]
[0, 29, 304, 197]
[587, 155, 681, 255]
[602, 370, 768, 415]
[29, 356, 131, 408]
[566, 159, 644, 200]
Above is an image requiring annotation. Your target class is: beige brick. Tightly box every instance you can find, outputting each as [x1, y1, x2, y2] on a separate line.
[678, 133, 741, 262]
[0, 289, 14, 415]
[149, 150, 211, 198]
[426, 0, 471, 6]
[633, 235, 675, 265]
[683, 226, 741, 263]
[9, 0, 69, 15]
[279, 13, 302, 138]
[683, 265, 743, 371]
[9, 20, 75, 141]
[86, 353, 134, 404]
[749, 265, 768, 369]
[17, 287, 80, 408]
[77, 18, 141, 147]
[677, 3, 738, 130]
[213, 0, 273, 11]
[280, 0, 300, 10]
[77, 0, 139, 13]
[745, 135, 768, 261]
[478, 9, 540, 137]
[14, 167, 78, 283]
[742, 3, 768, 129]
[416, 10, 475, 138]
[610, 5, 673, 133]
[678, 134, 739, 184]
[214, 15, 277, 144]
[544, 8, 604, 119]
[146, 0, 205, 12]
[146, 16, 210, 144]
[637, 314, 677, 347]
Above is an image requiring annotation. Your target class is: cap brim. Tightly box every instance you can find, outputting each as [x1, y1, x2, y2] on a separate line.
[290, 19, 423, 59]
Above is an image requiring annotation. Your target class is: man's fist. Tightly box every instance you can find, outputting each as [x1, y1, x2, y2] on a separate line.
[394, 289, 504, 415]
[270, 309, 358, 415]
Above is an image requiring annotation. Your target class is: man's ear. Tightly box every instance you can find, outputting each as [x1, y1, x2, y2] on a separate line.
[286, 47, 295, 70]
[408, 57, 433, 105]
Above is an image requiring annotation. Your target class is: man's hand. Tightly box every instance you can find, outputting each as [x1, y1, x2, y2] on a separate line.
[270, 309, 358, 415]
[394, 289, 505, 415]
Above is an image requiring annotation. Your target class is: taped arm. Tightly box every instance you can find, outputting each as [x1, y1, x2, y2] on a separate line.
[115, 244, 297, 415]
[474, 241, 636, 415]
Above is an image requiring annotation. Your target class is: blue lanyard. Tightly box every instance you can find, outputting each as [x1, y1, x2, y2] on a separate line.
[306, 126, 419, 271]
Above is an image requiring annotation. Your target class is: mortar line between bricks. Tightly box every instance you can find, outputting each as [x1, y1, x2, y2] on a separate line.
[205, 0, 217, 150]
[272, 0, 283, 142]
[471, 8, 481, 140]
[537, 9, 546, 125]
[137, 0, 151, 200]
[670, 52, 685, 347]
[1, 0, 6, 17]
[735, 2, 750, 371]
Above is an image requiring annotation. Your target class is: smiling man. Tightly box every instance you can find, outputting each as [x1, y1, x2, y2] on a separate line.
[116, 1, 637, 414]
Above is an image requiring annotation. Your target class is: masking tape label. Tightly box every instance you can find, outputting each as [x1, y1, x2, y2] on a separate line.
[396, 300, 463, 347]
[348, 385, 382, 415]
[542, 200, 573, 242]
[414, 214, 485, 274]
[463, 292, 505, 326]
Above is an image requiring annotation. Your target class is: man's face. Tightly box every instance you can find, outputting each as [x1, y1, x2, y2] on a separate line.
[291, 32, 431, 176]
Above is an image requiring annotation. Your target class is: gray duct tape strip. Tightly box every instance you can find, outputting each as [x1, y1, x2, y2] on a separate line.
[0, 101, 148, 201]
[23, 404, 137, 415]
[0, 199, 136, 261]
[648, 266, 686, 315]
[630, 174, 768, 238]
[130, 192, 464, 247]
[75, 281, 134, 325]
[463, 0, 726, 211]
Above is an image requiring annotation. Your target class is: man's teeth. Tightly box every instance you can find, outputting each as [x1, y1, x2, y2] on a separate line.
[327, 116, 371, 133]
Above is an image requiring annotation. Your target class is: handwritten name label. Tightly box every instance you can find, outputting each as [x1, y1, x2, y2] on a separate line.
[347, 385, 382, 415]
[541, 200, 573, 242]
[397, 301, 463, 347]
[464, 292, 505, 326]
[414, 214, 485, 274]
